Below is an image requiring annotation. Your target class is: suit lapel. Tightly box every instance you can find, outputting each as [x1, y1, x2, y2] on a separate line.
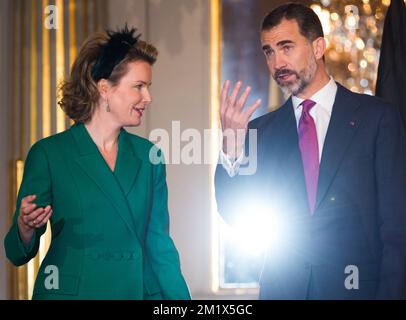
[69, 123, 139, 236]
[265, 99, 309, 214]
[315, 84, 361, 210]
[277, 99, 306, 186]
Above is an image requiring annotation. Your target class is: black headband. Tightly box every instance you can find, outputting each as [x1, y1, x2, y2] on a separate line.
[91, 24, 141, 82]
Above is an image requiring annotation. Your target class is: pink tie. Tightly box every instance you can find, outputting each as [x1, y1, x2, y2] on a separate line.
[298, 99, 319, 214]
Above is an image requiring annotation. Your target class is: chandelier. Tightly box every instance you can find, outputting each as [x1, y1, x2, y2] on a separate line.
[311, 0, 391, 94]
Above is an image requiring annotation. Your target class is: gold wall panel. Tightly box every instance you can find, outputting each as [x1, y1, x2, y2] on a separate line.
[8, 0, 107, 300]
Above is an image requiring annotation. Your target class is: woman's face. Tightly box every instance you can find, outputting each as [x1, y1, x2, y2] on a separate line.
[105, 60, 152, 127]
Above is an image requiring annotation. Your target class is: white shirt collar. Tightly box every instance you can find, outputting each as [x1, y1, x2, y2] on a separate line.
[291, 76, 337, 114]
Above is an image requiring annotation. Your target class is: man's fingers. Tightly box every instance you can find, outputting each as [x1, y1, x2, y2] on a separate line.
[245, 99, 262, 120]
[220, 81, 259, 136]
[227, 81, 242, 109]
[235, 86, 251, 111]
[220, 80, 231, 112]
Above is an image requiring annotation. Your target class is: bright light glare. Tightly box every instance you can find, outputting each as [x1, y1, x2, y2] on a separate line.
[222, 207, 288, 257]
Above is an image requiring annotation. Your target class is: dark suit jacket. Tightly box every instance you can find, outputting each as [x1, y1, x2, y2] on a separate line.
[215, 83, 406, 299]
[4, 123, 190, 300]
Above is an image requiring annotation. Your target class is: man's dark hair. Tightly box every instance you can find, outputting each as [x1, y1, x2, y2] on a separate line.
[261, 3, 324, 42]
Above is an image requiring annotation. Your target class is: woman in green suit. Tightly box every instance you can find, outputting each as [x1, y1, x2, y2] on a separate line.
[4, 26, 190, 300]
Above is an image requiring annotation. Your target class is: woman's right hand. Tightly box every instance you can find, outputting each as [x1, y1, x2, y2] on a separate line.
[17, 194, 53, 247]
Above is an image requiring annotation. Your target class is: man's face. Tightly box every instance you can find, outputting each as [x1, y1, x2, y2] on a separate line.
[261, 18, 318, 96]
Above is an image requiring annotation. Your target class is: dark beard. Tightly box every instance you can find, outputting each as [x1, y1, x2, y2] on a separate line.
[273, 65, 314, 96]
[273, 52, 318, 96]
[273, 68, 300, 87]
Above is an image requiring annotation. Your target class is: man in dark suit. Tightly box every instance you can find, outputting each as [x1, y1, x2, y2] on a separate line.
[215, 3, 406, 299]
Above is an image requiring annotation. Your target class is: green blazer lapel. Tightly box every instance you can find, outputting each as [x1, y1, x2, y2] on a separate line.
[114, 129, 142, 196]
[69, 123, 138, 236]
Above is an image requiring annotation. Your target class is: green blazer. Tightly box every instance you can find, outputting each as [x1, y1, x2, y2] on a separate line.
[4, 123, 191, 300]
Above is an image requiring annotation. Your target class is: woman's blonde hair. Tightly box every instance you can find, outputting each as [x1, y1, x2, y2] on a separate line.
[58, 28, 158, 123]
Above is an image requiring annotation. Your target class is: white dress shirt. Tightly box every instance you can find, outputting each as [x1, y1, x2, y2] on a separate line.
[220, 77, 338, 177]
